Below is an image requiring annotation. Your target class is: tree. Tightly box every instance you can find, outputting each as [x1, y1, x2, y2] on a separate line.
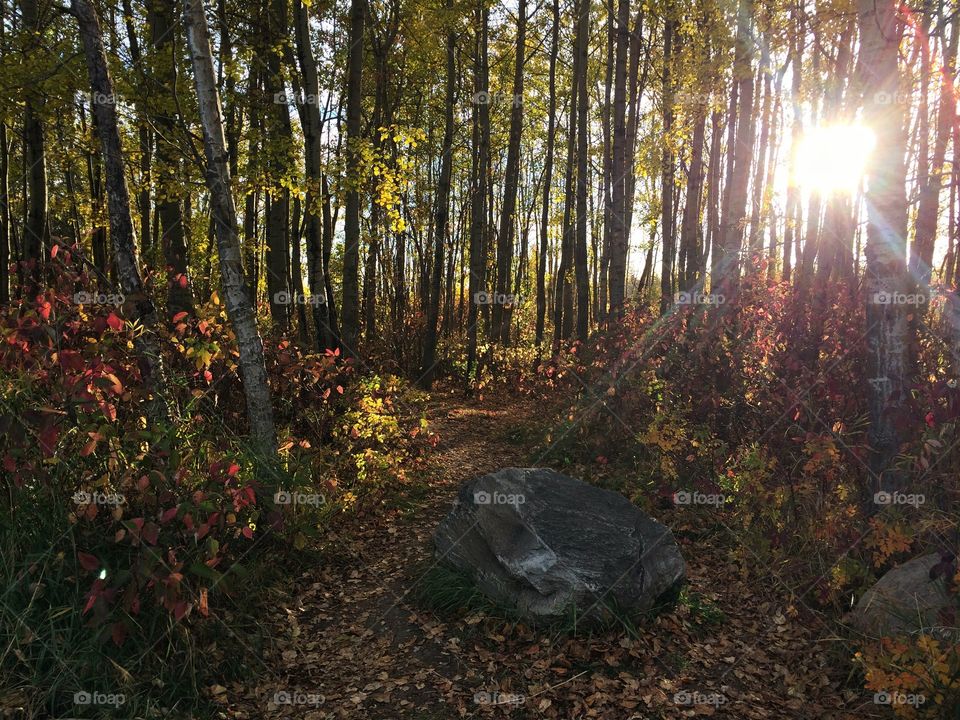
[859, 0, 910, 496]
[419, 0, 455, 389]
[607, 0, 629, 316]
[535, 0, 559, 346]
[573, 0, 590, 338]
[293, 0, 334, 349]
[21, 0, 48, 296]
[71, 0, 169, 421]
[491, 0, 527, 345]
[341, 0, 366, 351]
[184, 0, 278, 456]
[145, 0, 194, 317]
[466, 1, 490, 376]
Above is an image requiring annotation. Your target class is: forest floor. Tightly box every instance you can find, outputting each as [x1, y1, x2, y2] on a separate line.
[217, 384, 881, 720]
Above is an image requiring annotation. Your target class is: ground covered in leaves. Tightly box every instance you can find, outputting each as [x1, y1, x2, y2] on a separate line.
[215, 384, 881, 719]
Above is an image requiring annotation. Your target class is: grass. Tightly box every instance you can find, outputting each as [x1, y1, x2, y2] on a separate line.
[0, 479, 300, 719]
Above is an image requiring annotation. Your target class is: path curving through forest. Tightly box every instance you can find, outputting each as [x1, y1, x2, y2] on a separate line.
[224, 385, 870, 720]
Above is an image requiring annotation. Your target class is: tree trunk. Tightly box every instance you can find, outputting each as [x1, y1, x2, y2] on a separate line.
[293, 0, 334, 349]
[146, 0, 194, 317]
[912, 9, 957, 305]
[659, 14, 674, 313]
[607, 0, 630, 315]
[859, 0, 910, 496]
[419, 2, 455, 388]
[535, 0, 558, 346]
[491, 0, 526, 345]
[341, 0, 365, 351]
[573, 0, 590, 338]
[263, 0, 291, 329]
[184, 0, 278, 456]
[466, 1, 489, 377]
[72, 0, 169, 421]
[21, 0, 48, 296]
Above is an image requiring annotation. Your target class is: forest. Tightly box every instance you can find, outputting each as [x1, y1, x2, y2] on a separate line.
[1, 0, 959, 715]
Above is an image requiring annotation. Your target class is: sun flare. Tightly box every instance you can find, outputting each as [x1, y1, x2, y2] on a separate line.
[794, 124, 876, 195]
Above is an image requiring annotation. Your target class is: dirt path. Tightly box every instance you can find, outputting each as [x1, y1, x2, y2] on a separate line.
[224, 387, 872, 720]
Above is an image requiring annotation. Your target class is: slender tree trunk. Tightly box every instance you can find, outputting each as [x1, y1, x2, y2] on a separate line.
[121, 0, 152, 261]
[146, 0, 194, 317]
[293, 0, 333, 349]
[262, 0, 291, 329]
[72, 0, 169, 421]
[0, 120, 8, 305]
[21, 0, 48, 296]
[419, 4, 455, 388]
[607, 0, 629, 315]
[704, 109, 721, 289]
[859, 0, 910, 496]
[535, 0, 558, 346]
[553, 0, 580, 347]
[341, 0, 365, 351]
[659, 15, 674, 313]
[492, 0, 526, 345]
[912, 11, 957, 304]
[466, 1, 489, 376]
[573, 0, 590, 338]
[184, 0, 278, 456]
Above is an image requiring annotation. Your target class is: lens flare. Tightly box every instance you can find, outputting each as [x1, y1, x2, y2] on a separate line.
[794, 124, 876, 195]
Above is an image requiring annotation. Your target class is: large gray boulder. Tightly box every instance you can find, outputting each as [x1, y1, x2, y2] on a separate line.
[433, 467, 685, 621]
[849, 553, 957, 638]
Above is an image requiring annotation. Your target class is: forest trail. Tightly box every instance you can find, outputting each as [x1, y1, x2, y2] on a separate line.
[226, 386, 870, 720]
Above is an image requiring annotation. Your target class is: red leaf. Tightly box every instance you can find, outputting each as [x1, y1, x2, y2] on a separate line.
[111, 621, 127, 647]
[106, 313, 124, 332]
[78, 552, 99, 571]
[50, 244, 59, 258]
[227, 463, 240, 477]
[142, 522, 160, 545]
[172, 311, 189, 323]
[160, 507, 179, 524]
[38, 423, 59, 456]
[241, 526, 254, 539]
[173, 600, 191, 621]
[80, 437, 97, 457]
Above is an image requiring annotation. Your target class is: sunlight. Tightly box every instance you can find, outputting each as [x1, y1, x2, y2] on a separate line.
[793, 124, 877, 195]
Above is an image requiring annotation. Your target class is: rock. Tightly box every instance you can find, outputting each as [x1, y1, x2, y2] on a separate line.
[432, 467, 686, 621]
[849, 553, 957, 638]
